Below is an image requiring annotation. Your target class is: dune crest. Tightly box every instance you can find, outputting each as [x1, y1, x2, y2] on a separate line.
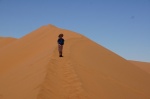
[0, 24, 150, 99]
[129, 61, 150, 74]
[0, 37, 17, 49]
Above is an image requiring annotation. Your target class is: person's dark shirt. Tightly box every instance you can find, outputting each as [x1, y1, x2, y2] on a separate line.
[57, 38, 64, 45]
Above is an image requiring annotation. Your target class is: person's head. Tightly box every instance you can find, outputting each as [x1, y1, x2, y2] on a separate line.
[58, 34, 63, 38]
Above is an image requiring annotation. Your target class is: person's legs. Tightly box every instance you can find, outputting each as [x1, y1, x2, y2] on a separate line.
[59, 51, 62, 56]
[60, 45, 63, 57]
[58, 45, 63, 57]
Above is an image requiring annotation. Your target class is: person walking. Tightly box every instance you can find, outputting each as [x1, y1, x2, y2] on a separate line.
[57, 34, 64, 57]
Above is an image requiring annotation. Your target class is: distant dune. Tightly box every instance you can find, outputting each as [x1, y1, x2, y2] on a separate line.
[0, 24, 150, 99]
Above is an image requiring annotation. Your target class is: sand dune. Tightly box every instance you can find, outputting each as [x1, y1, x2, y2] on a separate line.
[0, 24, 150, 99]
[129, 61, 150, 74]
[0, 37, 17, 49]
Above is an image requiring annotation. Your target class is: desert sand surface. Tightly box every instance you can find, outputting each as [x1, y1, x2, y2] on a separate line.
[0, 24, 150, 99]
[0, 37, 17, 49]
[129, 61, 150, 74]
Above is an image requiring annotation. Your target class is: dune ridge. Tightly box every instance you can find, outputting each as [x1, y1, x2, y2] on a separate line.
[0, 24, 150, 99]
[37, 38, 89, 99]
[129, 61, 150, 74]
[0, 37, 17, 49]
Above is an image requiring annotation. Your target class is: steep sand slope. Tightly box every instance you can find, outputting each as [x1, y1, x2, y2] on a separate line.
[37, 37, 150, 99]
[69, 38, 150, 99]
[0, 25, 81, 74]
[0, 25, 150, 99]
[130, 61, 150, 74]
[0, 37, 17, 49]
[0, 25, 82, 99]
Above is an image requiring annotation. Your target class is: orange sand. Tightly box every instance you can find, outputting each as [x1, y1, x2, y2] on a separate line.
[0, 24, 150, 99]
[0, 37, 17, 49]
[130, 60, 150, 74]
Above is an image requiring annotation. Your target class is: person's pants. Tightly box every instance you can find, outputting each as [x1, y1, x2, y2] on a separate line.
[58, 45, 63, 55]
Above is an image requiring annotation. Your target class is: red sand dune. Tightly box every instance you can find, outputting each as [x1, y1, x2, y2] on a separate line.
[0, 37, 17, 49]
[129, 61, 150, 74]
[0, 24, 150, 99]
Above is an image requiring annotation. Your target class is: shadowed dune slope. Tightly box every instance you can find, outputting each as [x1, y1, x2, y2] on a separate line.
[0, 24, 150, 99]
[129, 61, 150, 74]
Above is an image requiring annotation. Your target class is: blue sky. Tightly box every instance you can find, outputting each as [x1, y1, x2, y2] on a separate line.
[0, 0, 150, 62]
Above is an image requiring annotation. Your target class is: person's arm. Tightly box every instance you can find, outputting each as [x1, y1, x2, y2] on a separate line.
[58, 39, 62, 45]
[62, 39, 64, 45]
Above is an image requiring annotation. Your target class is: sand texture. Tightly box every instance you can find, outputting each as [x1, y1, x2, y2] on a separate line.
[0, 24, 150, 99]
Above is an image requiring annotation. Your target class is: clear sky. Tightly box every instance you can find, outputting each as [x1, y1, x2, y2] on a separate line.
[0, 0, 150, 62]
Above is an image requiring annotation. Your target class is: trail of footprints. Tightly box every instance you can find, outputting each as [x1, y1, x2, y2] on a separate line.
[54, 44, 88, 99]
[38, 42, 89, 99]
[61, 60, 86, 98]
